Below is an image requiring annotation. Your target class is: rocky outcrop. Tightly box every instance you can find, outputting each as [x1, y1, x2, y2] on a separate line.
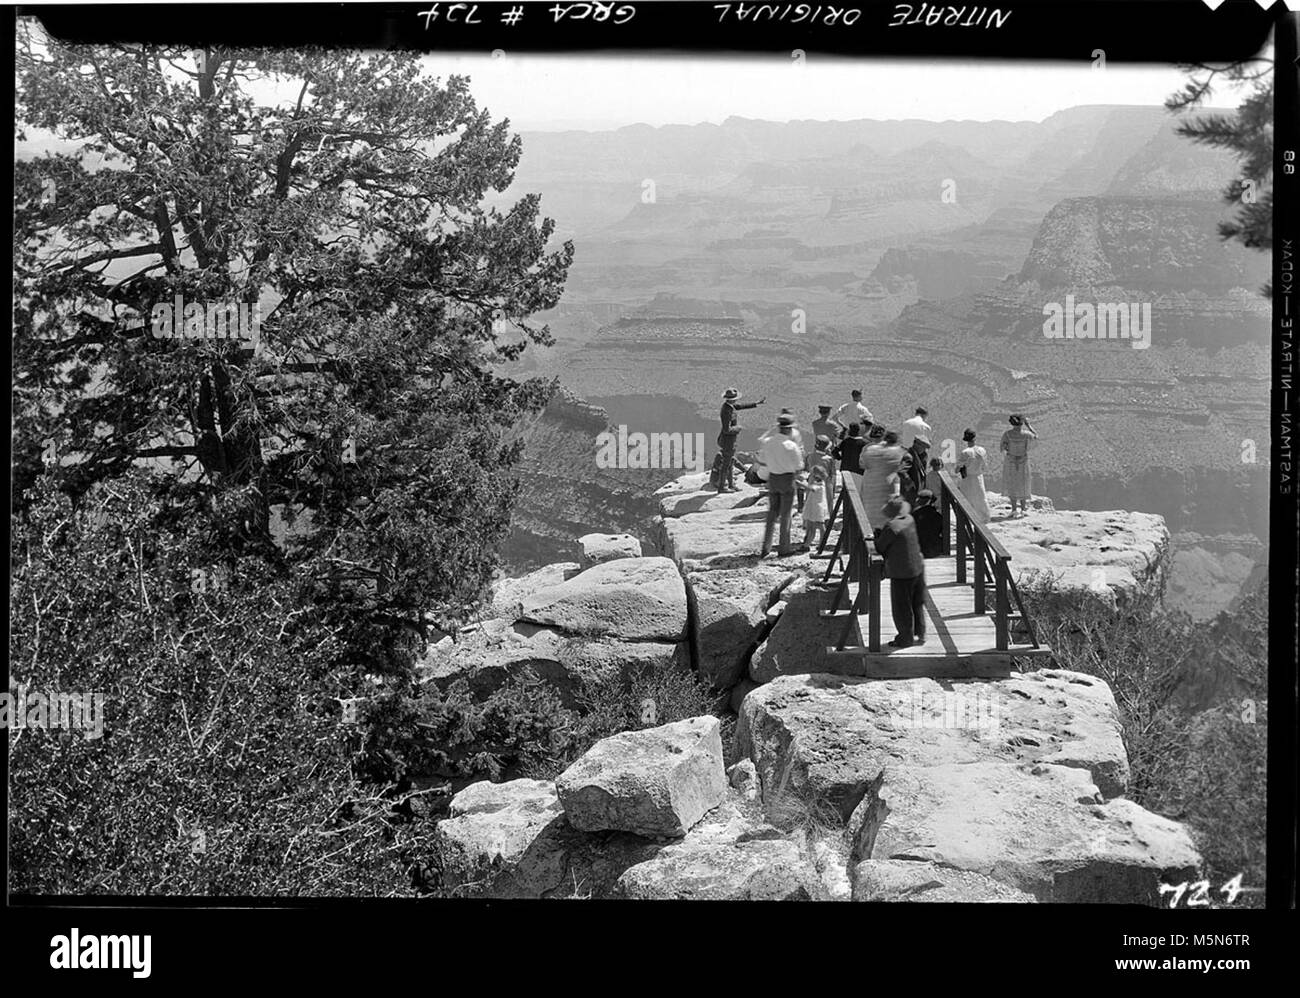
[425, 556, 690, 706]
[419, 618, 687, 707]
[579, 532, 642, 567]
[519, 556, 687, 642]
[434, 739, 822, 900]
[735, 671, 1130, 810]
[556, 717, 726, 837]
[852, 859, 1037, 903]
[733, 673, 1197, 903]
[984, 494, 1170, 605]
[446, 467, 1200, 903]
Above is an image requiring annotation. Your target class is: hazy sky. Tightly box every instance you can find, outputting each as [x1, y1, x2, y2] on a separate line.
[426, 53, 1252, 131]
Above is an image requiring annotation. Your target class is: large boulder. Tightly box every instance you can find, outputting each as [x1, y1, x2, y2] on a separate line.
[433, 779, 655, 899]
[613, 833, 826, 900]
[734, 671, 1130, 813]
[486, 562, 579, 621]
[418, 619, 688, 706]
[658, 506, 770, 568]
[578, 532, 642, 568]
[854, 761, 1200, 904]
[986, 505, 1170, 606]
[687, 563, 801, 690]
[519, 556, 688, 642]
[556, 716, 727, 837]
[851, 859, 1037, 903]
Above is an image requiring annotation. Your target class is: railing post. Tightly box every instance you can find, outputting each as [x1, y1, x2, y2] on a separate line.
[974, 530, 986, 613]
[867, 560, 881, 652]
[955, 511, 967, 584]
[940, 482, 951, 556]
[995, 557, 1010, 651]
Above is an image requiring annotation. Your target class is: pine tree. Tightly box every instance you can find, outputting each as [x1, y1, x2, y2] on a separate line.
[14, 26, 573, 672]
[1166, 52, 1274, 295]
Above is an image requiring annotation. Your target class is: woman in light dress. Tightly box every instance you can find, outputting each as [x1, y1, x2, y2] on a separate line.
[999, 414, 1038, 517]
[956, 428, 991, 524]
[859, 427, 905, 529]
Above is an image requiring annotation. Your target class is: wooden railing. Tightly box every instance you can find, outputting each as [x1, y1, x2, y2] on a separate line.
[814, 468, 1040, 653]
[817, 471, 883, 651]
[937, 469, 1039, 651]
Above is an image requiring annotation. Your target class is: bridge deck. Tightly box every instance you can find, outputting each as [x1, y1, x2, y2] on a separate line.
[822, 555, 1052, 679]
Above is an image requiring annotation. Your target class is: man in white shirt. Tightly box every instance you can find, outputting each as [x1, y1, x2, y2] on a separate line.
[758, 413, 806, 557]
[899, 407, 932, 450]
[834, 389, 873, 434]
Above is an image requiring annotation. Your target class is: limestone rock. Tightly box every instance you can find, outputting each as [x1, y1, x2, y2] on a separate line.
[727, 759, 760, 800]
[519, 556, 687, 642]
[433, 778, 656, 899]
[658, 506, 770, 568]
[556, 716, 727, 836]
[734, 671, 1130, 816]
[613, 834, 826, 900]
[418, 619, 687, 706]
[686, 562, 799, 690]
[852, 859, 1037, 903]
[986, 505, 1169, 605]
[578, 532, 642, 568]
[659, 480, 763, 518]
[487, 562, 579, 620]
[855, 761, 1200, 904]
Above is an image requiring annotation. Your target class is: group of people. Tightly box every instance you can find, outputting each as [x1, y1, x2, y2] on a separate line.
[710, 386, 1040, 649]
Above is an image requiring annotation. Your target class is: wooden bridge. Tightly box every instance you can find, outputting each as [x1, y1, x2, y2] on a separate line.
[814, 470, 1051, 678]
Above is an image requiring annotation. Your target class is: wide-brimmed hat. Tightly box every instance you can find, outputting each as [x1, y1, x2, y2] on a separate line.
[914, 489, 936, 507]
[881, 497, 911, 519]
[776, 412, 795, 426]
[722, 387, 741, 400]
[817, 404, 832, 414]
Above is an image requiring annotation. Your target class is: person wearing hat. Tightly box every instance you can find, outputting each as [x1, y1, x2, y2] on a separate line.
[899, 406, 932, 450]
[873, 497, 928, 648]
[912, 489, 944, 558]
[832, 423, 867, 489]
[899, 433, 931, 504]
[717, 387, 765, 493]
[834, 389, 874, 436]
[812, 404, 838, 446]
[999, 414, 1039, 518]
[957, 428, 991, 524]
[758, 412, 805, 557]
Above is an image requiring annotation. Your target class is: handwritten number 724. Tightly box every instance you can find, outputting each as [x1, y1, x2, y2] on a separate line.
[1159, 874, 1245, 908]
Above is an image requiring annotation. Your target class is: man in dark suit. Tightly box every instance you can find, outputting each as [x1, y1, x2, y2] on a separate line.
[873, 497, 928, 648]
[716, 387, 764, 492]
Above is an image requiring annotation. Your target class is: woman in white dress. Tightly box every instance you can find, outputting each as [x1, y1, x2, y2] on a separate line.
[956, 428, 991, 524]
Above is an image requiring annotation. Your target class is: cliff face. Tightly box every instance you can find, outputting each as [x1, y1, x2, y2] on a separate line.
[502, 388, 670, 571]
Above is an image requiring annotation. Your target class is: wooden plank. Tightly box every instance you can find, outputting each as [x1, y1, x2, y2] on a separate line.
[822, 649, 1014, 679]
